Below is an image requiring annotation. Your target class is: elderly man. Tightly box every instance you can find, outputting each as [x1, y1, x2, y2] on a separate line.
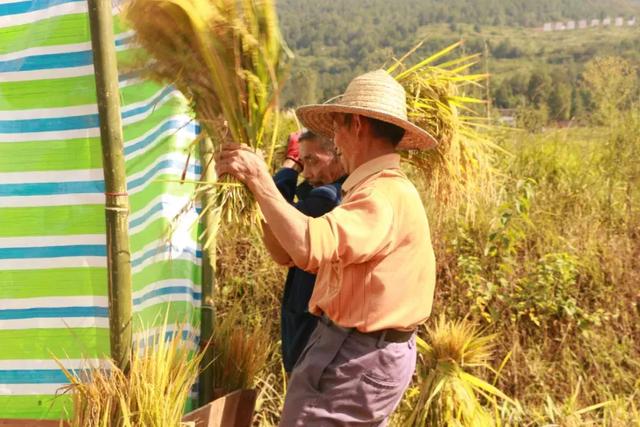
[216, 70, 437, 426]
[263, 130, 346, 374]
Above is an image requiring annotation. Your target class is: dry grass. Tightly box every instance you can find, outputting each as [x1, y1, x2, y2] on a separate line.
[210, 304, 272, 394]
[57, 321, 202, 427]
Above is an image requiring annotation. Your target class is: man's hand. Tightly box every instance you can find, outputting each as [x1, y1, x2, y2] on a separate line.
[214, 143, 270, 189]
[215, 143, 311, 270]
[285, 131, 302, 163]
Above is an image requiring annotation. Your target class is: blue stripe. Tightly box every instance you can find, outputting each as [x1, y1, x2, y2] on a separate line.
[122, 86, 175, 119]
[133, 286, 201, 306]
[130, 201, 165, 229]
[128, 158, 200, 191]
[0, 180, 103, 196]
[0, 159, 201, 197]
[0, 244, 105, 259]
[0, 306, 108, 320]
[131, 244, 201, 268]
[0, 0, 84, 17]
[0, 51, 92, 72]
[0, 39, 131, 73]
[124, 118, 195, 156]
[0, 369, 71, 384]
[0, 86, 175, 134]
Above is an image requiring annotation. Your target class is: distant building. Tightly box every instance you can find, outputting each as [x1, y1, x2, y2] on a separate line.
[591, 19, 600, 27]
[554, 22, 566, 31]
[543, 22, 553, 32]
[629, 17, 637, 26]
[615, 17, 624, 26]
[497, 109, 517, 127]
[578, 19, 588, 29]
[567, 20, 576, 30]
[603, 17, 611, 26]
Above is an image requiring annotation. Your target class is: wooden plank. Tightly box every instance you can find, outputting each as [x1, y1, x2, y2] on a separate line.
[182, 389, 257, 427]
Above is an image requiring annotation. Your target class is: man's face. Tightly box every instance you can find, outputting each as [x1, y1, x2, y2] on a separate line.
[299, 138, 340, 187]
[332, 114, 355, 171]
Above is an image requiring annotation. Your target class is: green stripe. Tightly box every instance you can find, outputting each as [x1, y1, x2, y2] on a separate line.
[0, 138, 102, 172]
[132, 302, 199, 332]
[126, 135, 193, 178]
[0, 75, 97, 110]
[131, 260, 201, 292]
[0, 328, 109, 359]
[0, 14, 89, 55]
[130, 217, 173, 253]
[0, 15, 126, 56]
[0, 74, 177, 111]
[0, 395, 71, 420]
[0, 268, 106, 298]
[120, 80, 171, 108]
[0, 205, 104, 237]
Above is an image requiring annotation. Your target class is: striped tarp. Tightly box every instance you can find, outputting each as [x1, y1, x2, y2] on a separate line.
[0, 0, 202, 419]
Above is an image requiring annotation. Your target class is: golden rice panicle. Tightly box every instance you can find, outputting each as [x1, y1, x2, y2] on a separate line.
[388, 41, 500, 218]
[124, 0, 291, 234]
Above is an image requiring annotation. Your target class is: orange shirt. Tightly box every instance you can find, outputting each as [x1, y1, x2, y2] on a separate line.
[301, 153, 436, 332]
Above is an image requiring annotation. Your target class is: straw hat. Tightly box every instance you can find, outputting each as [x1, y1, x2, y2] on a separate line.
[295, 70, 438, 150]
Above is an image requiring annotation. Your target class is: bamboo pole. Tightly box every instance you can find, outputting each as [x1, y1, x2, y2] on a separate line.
[87, 0, 133, 370]
[198, 136, 219, 406]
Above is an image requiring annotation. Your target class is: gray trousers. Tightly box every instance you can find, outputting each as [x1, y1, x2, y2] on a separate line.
[279, 320, 416, 426]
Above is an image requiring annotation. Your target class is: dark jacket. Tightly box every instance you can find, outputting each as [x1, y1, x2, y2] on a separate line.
[273, 167, 346, 372]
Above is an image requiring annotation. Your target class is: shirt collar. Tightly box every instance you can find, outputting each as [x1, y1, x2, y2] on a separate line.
[342, 153, 401, 194]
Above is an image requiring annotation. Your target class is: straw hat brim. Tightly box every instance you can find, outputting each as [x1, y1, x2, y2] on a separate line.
[296, 104, 438, 151]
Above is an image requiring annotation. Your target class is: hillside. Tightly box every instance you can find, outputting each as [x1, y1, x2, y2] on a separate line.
[277, 0, 640, 121]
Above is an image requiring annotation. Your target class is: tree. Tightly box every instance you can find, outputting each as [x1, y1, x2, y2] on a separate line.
[516, 105, 549, 133]
[582, 56, 639, 124]
[547, 82, 572, 121]
[527, 70, 552, 108]
[281, 68, 319, 108]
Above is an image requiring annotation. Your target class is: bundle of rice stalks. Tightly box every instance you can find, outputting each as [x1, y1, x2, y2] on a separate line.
[387, 41, 501, 218]
[124, 0, 292, 229]
[211, 305, 272, 394]
[404, 316, 513, 427]
[57, 321, 202, 427]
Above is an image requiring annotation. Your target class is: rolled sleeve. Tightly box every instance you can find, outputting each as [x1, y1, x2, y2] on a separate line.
[301, 187, 394, 272]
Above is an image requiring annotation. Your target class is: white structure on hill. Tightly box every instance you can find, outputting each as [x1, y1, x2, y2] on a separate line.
[603, 17, 611, 26]
[567, 20, 576, 29]
[578, 19, 587, 29]
[615, 17, 624, 26]
[629, 17, 637, 26]
[543, 22, 553, 31]
[555, 21, 566, 30]
[591, 18, 600, 27]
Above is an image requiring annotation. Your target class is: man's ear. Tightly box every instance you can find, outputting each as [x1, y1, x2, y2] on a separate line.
[353, 114, 363, 138]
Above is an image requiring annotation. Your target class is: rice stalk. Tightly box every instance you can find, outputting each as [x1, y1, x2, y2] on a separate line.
[56, 320, 203, 426]
[387, 40, 502, 218]
[123, 0, 292, 234]
[211, 304, 272, 394]
[404, 315, 513, 427]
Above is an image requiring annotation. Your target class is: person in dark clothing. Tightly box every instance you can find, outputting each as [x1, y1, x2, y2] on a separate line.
[261, 130, 346, 373]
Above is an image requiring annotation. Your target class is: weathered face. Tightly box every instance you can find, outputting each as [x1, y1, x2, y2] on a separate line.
[332, 114, 355, 171]
[299, 138, 340, 187]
